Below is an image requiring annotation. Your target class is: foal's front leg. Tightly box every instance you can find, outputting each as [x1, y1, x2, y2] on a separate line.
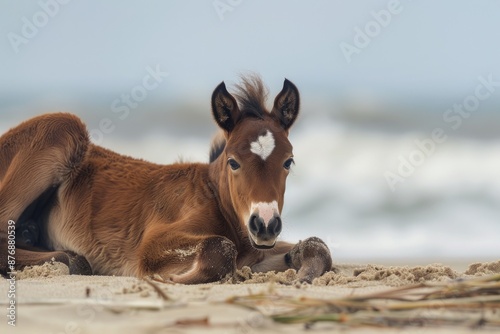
[139, 227, 237, 284]
[251, 237, 333, 283]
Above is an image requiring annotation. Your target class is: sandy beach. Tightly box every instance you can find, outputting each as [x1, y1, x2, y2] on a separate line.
[1, 259, 499, 334]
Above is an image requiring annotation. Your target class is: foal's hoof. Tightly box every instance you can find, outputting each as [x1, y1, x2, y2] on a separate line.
[290, 237, 333, 283]
[65, 251, 92, 275]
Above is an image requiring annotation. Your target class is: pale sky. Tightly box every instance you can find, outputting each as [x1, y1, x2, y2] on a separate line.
[1, 0, 499, 101]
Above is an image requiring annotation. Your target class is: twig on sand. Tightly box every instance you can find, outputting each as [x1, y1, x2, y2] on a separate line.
[144, 277, 171, 301]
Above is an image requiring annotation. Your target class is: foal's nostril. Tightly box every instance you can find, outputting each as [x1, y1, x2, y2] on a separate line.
[248, 214, 261, 235]
[268, 216, 282, 236]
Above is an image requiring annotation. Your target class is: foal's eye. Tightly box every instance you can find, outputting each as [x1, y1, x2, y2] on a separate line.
[283, 158, 294, 170]
[227, 158, 241, 171]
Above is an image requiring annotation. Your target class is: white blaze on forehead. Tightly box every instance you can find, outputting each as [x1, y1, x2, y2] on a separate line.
[250, 201, 279, 225]
[250, 130, 275, 161]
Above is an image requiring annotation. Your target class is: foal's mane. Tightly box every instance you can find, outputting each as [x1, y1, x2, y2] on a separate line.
[234, 75, 269, 120]
[209, 75, 270, 163]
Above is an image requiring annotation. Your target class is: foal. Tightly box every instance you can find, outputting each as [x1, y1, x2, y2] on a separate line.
[0, 76, 332, 284]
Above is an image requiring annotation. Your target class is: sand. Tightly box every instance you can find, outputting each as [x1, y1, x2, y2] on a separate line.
[1, 259, 499, 333]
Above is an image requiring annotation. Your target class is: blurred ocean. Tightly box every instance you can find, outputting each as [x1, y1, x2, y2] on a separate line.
[1, 95, 499, 263]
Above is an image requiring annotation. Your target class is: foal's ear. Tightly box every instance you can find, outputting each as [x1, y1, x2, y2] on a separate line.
[211, 82, 240, 133]
[272, 79, 300, 131]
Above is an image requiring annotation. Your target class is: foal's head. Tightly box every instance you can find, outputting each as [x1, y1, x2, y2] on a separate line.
[210, 76, 300, 249]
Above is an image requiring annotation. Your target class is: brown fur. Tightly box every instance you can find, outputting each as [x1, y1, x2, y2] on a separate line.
[0, 76, 332, 284]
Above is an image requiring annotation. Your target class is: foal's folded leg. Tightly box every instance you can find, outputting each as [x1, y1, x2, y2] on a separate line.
[287, 237, 333, 283]
[0, 233, 92, 276]
[139, 229, 237, 284]
[249, 237, 333, 283]
[169, 236, 237, 284]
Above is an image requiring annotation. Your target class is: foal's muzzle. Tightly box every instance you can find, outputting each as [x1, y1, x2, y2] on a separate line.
[248, 213, 282, 249]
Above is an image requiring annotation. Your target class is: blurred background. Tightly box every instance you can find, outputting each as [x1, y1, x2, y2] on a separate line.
[1, 1, 499, 265]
